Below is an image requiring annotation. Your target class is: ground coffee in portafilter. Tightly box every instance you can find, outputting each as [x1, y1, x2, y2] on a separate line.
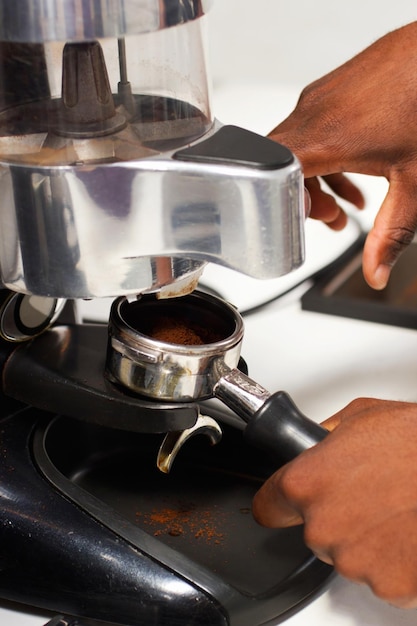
[121, 295, 236, 347]
[147, 314, 224, 345]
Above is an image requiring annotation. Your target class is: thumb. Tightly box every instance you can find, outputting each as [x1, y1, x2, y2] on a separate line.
[362, 177, 417, 290]
[252, 467, 304, 528]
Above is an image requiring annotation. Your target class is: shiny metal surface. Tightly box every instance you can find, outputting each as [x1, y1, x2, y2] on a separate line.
[0, 0, 212, 42]
[106, 291, 244, 401]
[0, 124, 305, 298]
[156, 412, 222, 472]
[0, 0, 305, 300]
[213, 368, 271, 422]
[0, 289, 66, 342]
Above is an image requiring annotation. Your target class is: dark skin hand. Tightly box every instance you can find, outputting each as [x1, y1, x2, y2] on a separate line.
[253, 399, 417, 609]
[254, 21, 417, 608]
[268, 21, 417, 290]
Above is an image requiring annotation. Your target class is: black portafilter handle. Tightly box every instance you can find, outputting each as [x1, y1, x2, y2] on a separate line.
[244, 391, 328, 464]
[213, 368, 328, 465]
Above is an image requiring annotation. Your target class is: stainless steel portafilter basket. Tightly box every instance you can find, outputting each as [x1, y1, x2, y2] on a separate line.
[106, 290, 328, 465]
[106, 290, 244, 402]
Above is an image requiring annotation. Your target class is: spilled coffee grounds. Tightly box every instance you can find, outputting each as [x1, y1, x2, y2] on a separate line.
[136, 504, 225, 544]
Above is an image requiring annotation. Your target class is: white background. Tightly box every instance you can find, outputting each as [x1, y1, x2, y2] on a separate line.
[209, 1, 417, 89]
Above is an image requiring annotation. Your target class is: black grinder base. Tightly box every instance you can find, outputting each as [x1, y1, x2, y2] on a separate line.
[0, 399, 332, 626]
[43, 416, 320, 597]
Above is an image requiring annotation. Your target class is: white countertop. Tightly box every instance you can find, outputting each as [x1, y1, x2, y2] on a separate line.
[4, 84, 417, 625]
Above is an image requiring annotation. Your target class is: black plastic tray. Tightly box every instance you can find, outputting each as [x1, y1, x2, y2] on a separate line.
[38, 414, 332, 625]
[302, 236, 417, 329]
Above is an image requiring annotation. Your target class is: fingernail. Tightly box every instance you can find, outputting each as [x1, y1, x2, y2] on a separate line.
[373, 264, 391, 290]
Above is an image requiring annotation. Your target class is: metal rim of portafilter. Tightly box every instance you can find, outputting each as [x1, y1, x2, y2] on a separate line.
[105, 290, 244, 402]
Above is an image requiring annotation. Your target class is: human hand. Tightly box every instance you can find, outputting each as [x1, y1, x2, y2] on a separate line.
[269, 22, 417, 290]
[252, 397, 417, 608]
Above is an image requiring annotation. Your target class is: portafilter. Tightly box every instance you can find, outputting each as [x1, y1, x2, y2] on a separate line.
[106, 290, 328, 466]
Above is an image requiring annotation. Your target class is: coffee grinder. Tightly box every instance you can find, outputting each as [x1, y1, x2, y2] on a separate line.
[0, 2, 332, 625]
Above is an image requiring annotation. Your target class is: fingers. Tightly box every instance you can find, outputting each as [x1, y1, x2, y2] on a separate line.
[304, 173, 365, 231]
[252, 465, 304, 528]
[320, 413, 342, 431]
[362, 176, 417, 289]
[323, 173, 365, 210]
[305, 170, 417, 291]
[305, 177, 348, 230]
[252, 412, 341, 530]
[252, 399, 378, 531]
[331, 512, 417, 609]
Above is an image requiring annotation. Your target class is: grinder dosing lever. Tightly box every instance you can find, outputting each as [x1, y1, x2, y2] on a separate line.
[106, 290, 328, 467]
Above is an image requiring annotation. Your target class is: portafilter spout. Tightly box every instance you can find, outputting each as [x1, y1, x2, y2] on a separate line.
[106, 291, 328, 470]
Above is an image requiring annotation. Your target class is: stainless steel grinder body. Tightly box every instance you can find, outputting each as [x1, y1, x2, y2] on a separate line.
[0, 0, 306, 300]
